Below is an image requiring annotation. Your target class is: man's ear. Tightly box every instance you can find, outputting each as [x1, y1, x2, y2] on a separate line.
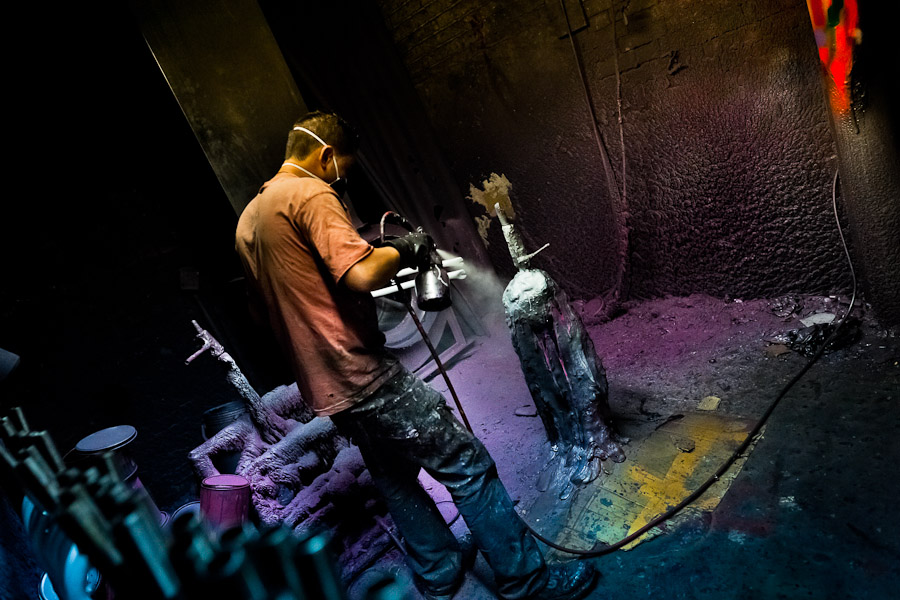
[319, 145, 334, 169]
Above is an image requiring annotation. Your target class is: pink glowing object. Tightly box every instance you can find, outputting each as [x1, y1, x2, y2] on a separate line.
[200, 474, 251, 531]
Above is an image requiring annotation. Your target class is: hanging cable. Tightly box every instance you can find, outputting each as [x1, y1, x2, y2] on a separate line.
[559, 0, 630, 310]
[379, 212, 474, 434]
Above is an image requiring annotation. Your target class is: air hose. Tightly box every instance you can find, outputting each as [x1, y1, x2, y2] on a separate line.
[409, 169, 856, 557]
[379, 212, 475, 434]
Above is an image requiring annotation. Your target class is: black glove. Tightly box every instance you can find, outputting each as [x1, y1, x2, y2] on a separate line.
[382, 229, 434, 269]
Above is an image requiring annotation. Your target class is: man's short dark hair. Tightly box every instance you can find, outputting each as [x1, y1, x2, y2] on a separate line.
[285, 111, 360, 159]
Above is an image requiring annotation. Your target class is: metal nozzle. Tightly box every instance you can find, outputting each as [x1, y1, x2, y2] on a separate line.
[495, 203, 549, 269]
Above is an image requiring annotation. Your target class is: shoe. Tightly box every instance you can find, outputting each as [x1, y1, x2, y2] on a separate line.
[416, 534, 479, 599]
[529, 561, 598, 600]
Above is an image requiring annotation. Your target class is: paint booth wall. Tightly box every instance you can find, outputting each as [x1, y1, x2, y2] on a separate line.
[374, 0, 850, 303]
[2, 6, 293, 511]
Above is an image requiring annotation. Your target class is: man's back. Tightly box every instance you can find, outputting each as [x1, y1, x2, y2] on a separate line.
[235, 173, 398, 416]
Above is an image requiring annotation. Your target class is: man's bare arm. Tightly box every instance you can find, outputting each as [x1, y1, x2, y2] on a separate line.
[342, 247, 402, 292]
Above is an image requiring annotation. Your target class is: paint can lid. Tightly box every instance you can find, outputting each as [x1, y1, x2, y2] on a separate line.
[75, 425, 137, 454]
[201, 474, 250, 490]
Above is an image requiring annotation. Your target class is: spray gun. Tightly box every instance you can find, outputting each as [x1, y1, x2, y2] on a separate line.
[376, 211, 456, 312]
[414, 245, 452, 311]
[372, 211, 474, 433]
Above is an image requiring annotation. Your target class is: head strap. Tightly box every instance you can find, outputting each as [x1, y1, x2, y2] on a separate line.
[293, 126, 329, 147]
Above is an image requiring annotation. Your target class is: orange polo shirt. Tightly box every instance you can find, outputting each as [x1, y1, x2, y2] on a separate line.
[235, 174, 399, 416]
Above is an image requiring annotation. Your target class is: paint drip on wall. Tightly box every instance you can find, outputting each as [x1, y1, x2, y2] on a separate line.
[806, 0, 861, 114]
[467, 173, 515, 246]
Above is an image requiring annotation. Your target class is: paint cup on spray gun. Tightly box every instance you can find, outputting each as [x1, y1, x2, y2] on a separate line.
[200, 474, 251, 533]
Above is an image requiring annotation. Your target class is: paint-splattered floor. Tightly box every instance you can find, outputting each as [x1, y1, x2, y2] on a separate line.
[350, 293, 900, 599]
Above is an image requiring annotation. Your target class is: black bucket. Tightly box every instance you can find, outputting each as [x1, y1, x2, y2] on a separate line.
[65, 425, 139, 481]
[202, 401, 248, 440]
[64, 425, 166, 525]
[202, 401, 248, 475]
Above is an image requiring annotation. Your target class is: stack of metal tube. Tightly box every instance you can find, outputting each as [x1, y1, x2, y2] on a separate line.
[0, 407, 368, 600]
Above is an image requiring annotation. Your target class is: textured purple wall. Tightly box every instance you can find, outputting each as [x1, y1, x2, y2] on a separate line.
[375, 0, 853, 307]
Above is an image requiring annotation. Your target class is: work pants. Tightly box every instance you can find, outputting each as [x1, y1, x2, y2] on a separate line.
[331, 367, 548, 599]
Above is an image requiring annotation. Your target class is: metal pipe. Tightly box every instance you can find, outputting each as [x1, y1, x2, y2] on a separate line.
[395, 256, 464, 279]
[371, 269, 467, 299]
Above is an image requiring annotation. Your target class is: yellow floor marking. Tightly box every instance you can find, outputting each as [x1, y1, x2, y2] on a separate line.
[558, 411, 761, 553]
[698, 395, 721, 411]
[622, 422, 745, 548]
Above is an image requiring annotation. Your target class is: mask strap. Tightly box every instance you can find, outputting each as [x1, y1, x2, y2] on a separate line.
[282, 161, 321, 181]
[293, 126, 341, 182]
[281, 161, 349, 211]
[293, 126, 328, 146]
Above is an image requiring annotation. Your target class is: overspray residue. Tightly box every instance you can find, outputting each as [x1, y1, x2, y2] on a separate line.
[467, 173, 515, 246]
[496, 206, 625, 500]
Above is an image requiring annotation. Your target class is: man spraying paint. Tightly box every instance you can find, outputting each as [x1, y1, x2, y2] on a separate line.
[234, 111, 597, 600]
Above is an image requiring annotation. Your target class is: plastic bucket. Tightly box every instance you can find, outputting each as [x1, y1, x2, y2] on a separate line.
[200, 474, 250, 531]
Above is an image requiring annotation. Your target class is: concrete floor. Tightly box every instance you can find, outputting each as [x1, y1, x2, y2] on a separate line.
[5, 293, 897, 599]
[350, 293, 900, 599]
